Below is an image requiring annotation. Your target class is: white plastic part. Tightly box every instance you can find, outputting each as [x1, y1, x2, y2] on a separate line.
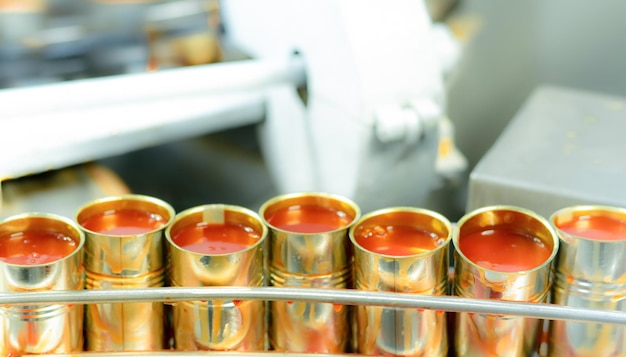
[374, 104, 423, 144]
[220, 0, 460, 209]
[0, 1, 466, 212]
[0, 58, 305, 180]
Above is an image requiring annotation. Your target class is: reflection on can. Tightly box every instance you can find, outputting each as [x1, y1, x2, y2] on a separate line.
[0, 213, 84, 355]
[259, 192, 361, 353]
[350, 207, 451, 356]
[549, 205, 626, 357]
[453, 205, 558, 357]
[76, 194, 175, 351]
[166, 204, 267, 351]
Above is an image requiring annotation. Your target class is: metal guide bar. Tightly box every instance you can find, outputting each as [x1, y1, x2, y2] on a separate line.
[0, 56, 306, 180]
[45, 352, 354, 357]
[2, 286, 625, 326]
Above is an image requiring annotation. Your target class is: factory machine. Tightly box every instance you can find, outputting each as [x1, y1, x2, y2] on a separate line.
[1, 0, 626, 356]
[0, 0, 467, 218]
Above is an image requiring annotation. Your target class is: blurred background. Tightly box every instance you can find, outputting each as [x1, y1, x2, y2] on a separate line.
[2, 0, 626, 221]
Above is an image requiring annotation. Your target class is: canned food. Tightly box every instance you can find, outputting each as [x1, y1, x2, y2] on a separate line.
[0, 212, 84, 355]
[259, 192, 360, 353]
[76, 194, 175, 351]
[350, 207, 451, 356]
[165, 204, 267, 351]
[453, 205, 559, 357]
[549, 205, 626, 357]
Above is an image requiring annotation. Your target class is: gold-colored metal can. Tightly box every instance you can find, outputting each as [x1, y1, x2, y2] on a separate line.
[165, 204, 267, 351]
[259, 192, 361, 353]
[549, 205, 626, 357]
[349, 207, 451, 356]
[453, 205, 559, 357]
[75, 194, 175, 351]
[0, 212, 84, 355]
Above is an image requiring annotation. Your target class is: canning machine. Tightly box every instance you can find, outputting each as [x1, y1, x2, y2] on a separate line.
[0, 0, 466, 217]
[2, 1, 626, 357]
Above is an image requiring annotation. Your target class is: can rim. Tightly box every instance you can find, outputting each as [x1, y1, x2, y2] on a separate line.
[0, 212, 85, 267]
[453, 205, 560, 274]
[258, 192, 362, 235]
[550, 204, 626, 243]
[75, 193, 176, 237]
[349, 206, 453, 258]
[165, 203, 268, 256]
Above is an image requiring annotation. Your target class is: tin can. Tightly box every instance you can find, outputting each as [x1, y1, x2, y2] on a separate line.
[259, 192, 361, 353]
[165, 204, 267, 351]
[0, 212, 84, 355]
[453, 205, 559, 357]
[349, 207, 451, 356]
[75, 194, 175, 351]
[549, 205, 626, 357]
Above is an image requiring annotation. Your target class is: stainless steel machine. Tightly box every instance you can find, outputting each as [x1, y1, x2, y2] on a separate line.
[0, 0, 467, 218]
[2, 1, 626, 356]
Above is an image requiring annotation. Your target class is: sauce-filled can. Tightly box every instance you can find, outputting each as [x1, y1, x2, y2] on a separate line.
[0, 213, 84, 355]
[549, 205, 626, 357]
[349, 207, 451, 356]
[259, 192, 361, 353]
[453, 205, 559, 357]
[75, 194, 175, 351]
[165, 204, 267, 351]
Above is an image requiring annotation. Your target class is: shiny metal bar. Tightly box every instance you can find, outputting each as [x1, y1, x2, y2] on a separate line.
[0, 287, 625, 326]
[0, 57, 306, 117]
[45, 352, 356, 357]
[0, 57, 305, 180]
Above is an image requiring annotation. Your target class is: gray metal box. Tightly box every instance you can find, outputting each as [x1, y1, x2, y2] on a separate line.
[467, 85, 626, 218]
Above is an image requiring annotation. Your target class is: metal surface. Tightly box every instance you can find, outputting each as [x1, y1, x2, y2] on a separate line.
[220, 0, 459, 212]
[259, 193, 361, 353]
[0, 213, 84, 355]
[350, 207, 451, 356]
[1, 287, 626, 326]
[0, 57, 305, 181]
[549, 206, 626, 357]
[44, 352, 360, 357]
[165, 204, 267, 351]
[453, 206, 559, 357]
[76, 194, 175, 351]
[467, 86, 626, 218]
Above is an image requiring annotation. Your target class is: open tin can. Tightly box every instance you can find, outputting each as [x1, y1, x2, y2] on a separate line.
[453, 205, 559, 357]
[349, 207, 451, 356]
[549, 205, 626, 357]
[0, 212, 84, 355]
[165, 204, 267, 351]
[259, 192, 361, 353]
[76, 194, 175, 351]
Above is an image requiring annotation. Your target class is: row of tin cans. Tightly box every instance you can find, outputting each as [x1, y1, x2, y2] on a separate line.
[0, 192, 624, 356]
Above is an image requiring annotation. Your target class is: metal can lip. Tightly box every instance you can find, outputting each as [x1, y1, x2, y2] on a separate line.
[551, 204, 626, 243]
[0, 212, 85, 267]
[75, 193, 175, 237]
[259, 191, 362, 234]
[165, 203, 268, 256]
[349, 206, 452, 258]
[453, 205, 560, 274]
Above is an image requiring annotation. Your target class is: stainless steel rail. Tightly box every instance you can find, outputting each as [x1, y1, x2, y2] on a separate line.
[0, 57, 306, 180]
[3, 286, 625, 326]
[45, 352, 358, 357]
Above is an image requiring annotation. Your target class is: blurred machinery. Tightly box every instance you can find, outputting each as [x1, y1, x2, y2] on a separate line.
[0, 0, 467, 218]
[0, 0, 223, 84]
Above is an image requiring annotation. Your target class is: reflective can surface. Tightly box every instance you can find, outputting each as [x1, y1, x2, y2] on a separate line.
[549, 205, 626, 357]
[453, 205, 559, 357]
[76, 194, 175, 351]
[0, 213, 84, 355]
[165, 204, 267, 351]
[350, 207, 451, 356]
[259, 192, 361, 353]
